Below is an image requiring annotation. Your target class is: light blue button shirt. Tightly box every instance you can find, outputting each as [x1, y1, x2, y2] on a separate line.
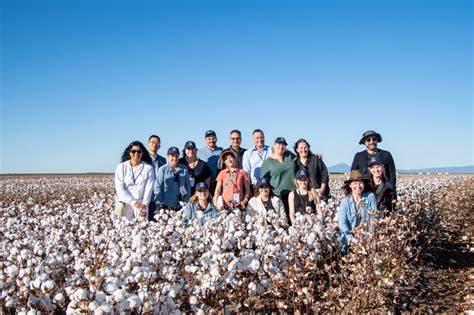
[197, 146, 223, 182]
[242, 145, 270, 184]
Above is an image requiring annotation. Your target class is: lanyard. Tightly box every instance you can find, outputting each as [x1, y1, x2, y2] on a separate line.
[255, 147, 267, 162]
[130, 162, 144, 184]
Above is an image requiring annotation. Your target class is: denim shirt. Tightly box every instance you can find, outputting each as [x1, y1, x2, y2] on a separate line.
[338, 191, 377, 252]
[154, 163, 191, 208]
[182, 202, 218, 226]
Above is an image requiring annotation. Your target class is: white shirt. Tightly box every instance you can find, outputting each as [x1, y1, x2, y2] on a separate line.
[115, 161, 155, 219]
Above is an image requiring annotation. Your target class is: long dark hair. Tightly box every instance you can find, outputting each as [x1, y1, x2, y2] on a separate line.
[343, 179, 374, 196]
[293, 138, 314, 157]
[120, 140, 152, 165]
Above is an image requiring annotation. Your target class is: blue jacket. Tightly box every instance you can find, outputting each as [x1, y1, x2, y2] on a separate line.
[338, 192, 377, 252]
[154, 163, 191, 209]
[182, 202, 218, 226]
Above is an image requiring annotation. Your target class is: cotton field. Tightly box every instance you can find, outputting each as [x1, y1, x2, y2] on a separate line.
[1, 174, 472, 313]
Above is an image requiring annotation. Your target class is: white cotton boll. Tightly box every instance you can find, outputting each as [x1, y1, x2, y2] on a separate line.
[27, 309, 38, 315]
[113, 289, 127, 302]
[249, 259, 260, 272]
[31, 278, 42, 290]
[128, 294, 141, 309]
[196, 309, 205, 315]
[41, 279, 55, 293]
[53, 292, 65, 304]
[88, 300, 100, 311]
[6, 265, 18, 277]
[74, 288, 89, 301]
[189, 296, 198, 305]
[117, 299, 130, 310]
[138, 290, 149, 301]
[5, 296, 16, 308]
[103, 282, 118, 294]
[99, 302, 111, 313]
[196, 211, 204, 219]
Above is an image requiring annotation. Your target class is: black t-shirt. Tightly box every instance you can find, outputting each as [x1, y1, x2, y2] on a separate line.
[179, 157, 211, 194]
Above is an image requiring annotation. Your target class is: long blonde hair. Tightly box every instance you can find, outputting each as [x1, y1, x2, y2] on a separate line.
[189, 192, 213, 205]
[293, 178, 318, 202]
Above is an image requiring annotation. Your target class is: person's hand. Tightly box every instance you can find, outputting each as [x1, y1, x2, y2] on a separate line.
[134, 202, 147, 217]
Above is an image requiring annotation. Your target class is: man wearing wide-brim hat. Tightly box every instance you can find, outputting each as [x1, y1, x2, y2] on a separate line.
[350, 130, 397, 194]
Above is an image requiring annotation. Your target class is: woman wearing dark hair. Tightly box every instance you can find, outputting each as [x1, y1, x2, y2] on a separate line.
[246, 179, 288, 229]
[367, 156, 396, 214]
[294, 138, 330, 202]
[179, 141, 211, 195]
[115, 141, 155, 220]
[337, 170, 378, 253]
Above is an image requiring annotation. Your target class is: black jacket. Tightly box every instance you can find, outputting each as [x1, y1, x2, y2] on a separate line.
[295, 154, 330, 198]
[351, 149, 396, 191]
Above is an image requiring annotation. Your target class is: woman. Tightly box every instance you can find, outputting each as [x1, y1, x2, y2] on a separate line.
[338, 170, 378, 253]
[367, 156, 396, 213]
[182, 182, 218, 226]
[155, 146, 191, 210]
[115, 141, 155, 220]
[246, 179, 288, 229]
[214, 150, 251, 210]
[260, 137, 296, 218]
[179, 141, 211, 195]
[288, 169, 322, 225]
[294, 138, 331, 202]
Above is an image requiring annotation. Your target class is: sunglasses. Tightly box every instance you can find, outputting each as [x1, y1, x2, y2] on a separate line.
[365, 137, 378, 143]
[130, 150, 143, 154]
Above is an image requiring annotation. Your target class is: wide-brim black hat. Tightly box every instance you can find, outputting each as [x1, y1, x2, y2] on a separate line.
[359, 130, 382, 145]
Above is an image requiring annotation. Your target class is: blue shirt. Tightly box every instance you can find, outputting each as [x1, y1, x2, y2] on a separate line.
[197, 146, 223, 182]
[338, 192, 377, 252]
[154, 163, 191, 208]
[242, 145, 270, 184]
[182, 202, 218, 226]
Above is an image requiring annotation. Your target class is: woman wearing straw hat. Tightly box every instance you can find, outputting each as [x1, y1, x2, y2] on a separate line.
[338, 170, 378, 253]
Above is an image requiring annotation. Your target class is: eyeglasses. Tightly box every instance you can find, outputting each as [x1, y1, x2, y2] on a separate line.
[230, 137, 241, 140]
[130, 150, 143, 154]
[365, 137, 378, 143]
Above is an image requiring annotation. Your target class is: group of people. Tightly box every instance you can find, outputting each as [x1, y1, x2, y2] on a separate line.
[114, 129, 397, 251]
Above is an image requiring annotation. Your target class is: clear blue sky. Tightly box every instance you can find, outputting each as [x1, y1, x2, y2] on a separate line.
[1, 0, 472, 173]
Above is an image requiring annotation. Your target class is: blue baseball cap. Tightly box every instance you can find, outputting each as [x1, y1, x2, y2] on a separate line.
[295, 169, 309, 180]
[205, 130, 216, 137]
[167, 146, 180, 156]
[195, 182, 209, 191]
[257, 178, 270, 188]
[184, 141, 196, 150]
[368, 156, 384, 167]
[274, 137, 288, 145]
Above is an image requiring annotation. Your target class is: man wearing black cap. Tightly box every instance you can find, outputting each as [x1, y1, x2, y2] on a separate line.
[351, 130, 396, 192]
[197, 130, 223, 195]
[154, 146, 191, 210]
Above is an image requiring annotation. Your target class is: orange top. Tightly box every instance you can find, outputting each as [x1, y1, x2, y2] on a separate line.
[216, 168, 249, 208]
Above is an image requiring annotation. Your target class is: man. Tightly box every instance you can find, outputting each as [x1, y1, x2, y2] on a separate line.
[351, 130, 396, 192]
[155, 147, 191, 210]
[217, 129, 247, 171]
[242, 129, 270, 188]
[197, 130, 223, 194]
[147, 135, 166, 170]
[147, 135, 166, 221]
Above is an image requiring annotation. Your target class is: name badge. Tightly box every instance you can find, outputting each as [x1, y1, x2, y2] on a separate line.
[232, 193, 240, 203]
[180, 185, 187, 196]
[189, 178, 195, 187]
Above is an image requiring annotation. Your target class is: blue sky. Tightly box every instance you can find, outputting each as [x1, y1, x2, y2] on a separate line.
[1, 0, 472, 173]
